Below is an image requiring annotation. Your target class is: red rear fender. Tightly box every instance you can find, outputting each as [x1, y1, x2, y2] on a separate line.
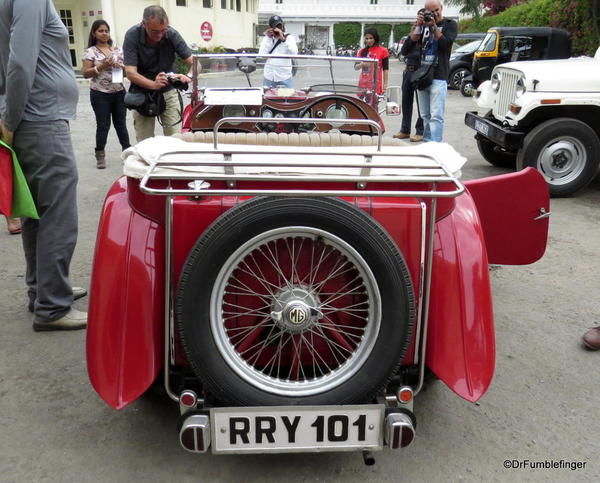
[87, 177, 165, 409]
[426, 191, 495, 402]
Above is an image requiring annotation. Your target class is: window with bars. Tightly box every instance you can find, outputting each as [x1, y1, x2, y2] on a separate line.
[59, 9, 74, 44]
[176, 0, 187, 6]
[236, 0, 241, 11]
[406, 0, 415, 4]
[275, 0, 283, 4]
[370, 0, 378, 4]
[221, 0, 227, 8]
[203, 0, 212, 7]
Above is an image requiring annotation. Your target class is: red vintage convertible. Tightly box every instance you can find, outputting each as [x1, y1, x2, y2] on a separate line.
[87, 125, 549, 457]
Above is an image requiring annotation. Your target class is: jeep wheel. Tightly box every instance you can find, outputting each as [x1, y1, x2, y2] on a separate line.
[460, 79, 474, 97]
[449, 67, 469, 90]
[176, 197, 415, 406]
[516, 118, 600, 197]
[476, 135, 517, 169]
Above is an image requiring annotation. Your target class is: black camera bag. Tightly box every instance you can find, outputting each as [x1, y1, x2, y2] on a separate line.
[124, 87, 166, 117]
[411, 62, 435, 90]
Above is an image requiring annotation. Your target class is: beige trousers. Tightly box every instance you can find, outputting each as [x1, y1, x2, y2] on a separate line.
[133, 88, 181, 142]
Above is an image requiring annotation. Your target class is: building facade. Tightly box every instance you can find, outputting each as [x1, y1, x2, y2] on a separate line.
[52, 0, 259, 70]
[258, 0, 460, 51]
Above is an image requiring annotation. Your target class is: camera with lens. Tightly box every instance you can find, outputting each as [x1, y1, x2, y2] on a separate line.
[166, 72, 188, 91]
[423, 10, 434, 22]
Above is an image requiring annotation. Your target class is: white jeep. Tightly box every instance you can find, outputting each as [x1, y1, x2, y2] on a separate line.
[465, 47, 600, 196]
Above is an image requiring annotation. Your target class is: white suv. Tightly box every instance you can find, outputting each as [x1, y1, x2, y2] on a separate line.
[465, 48, 600, 196]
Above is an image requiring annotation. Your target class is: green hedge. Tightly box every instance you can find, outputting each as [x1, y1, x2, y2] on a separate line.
[460, 0, 598, 55]
[333, 22, 413, 47]
[334, 23, 362, 47]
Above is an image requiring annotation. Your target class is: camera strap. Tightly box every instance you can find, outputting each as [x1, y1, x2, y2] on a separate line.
[268, 34, 290, 54]
[156, 89, 184, 129]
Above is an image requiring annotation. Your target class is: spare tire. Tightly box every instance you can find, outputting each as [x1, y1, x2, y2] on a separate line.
[176, 197, 415, 406]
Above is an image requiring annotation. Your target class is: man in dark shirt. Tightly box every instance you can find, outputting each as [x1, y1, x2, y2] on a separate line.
[410, 0, 457, 142]
[123, 5, 193, 141]
[394, 12, 425, 143]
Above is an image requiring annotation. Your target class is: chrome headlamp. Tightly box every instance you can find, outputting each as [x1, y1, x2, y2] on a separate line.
[515, 77, 526, 97]
[491, 72, 502, 93]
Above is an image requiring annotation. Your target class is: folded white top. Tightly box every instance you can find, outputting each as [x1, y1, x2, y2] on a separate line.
[122, 136, 466, 180]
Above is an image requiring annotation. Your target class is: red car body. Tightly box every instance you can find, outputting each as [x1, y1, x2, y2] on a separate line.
[88, 163, 548, 411]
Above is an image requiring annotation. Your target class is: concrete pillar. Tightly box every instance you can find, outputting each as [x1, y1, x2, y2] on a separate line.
[360, 22, 364, 48]
[389, 25, 394, 49]
[100, 0, 116, 40]
[329, 22, 335, 50]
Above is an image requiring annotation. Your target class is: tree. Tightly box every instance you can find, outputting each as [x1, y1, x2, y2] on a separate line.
[445, 0, 484, 19]
[483, 0, 527, 15]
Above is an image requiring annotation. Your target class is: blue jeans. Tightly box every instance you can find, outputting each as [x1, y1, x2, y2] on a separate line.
[416, 79, 447, 142]
[263, 77, 293, 88]
[90, 89, 130, 151]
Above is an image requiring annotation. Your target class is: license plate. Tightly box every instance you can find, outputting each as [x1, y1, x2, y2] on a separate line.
[474, 119, 490, 136]
[211, 405, 384, 454]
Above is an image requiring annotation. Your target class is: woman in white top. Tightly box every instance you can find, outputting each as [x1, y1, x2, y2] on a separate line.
[82, 20, 130, 169]
[258, 15, 298, 89]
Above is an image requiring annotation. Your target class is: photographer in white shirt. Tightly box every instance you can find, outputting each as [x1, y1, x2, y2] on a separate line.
[258, 15, 298, 88]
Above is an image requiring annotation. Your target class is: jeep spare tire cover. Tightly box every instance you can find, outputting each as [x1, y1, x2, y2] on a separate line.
[176, 197, 415, 406]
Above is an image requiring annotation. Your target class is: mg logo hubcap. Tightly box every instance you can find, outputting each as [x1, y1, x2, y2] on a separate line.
[288, 305, 308, 325]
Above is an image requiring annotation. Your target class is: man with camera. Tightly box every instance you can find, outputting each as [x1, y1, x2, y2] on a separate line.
[259, 15, 298, 89]
[123, 5, 193, 141]
[407, 0, 457, 142]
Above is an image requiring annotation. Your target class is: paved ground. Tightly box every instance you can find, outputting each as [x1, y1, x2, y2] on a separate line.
[1, 58, 599, 482]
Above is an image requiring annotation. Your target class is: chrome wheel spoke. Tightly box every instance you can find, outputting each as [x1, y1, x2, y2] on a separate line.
[320, 278, 364, 306]
[246, 323, 282, 366]
[316, 318, 364, 342]
[261, 242, 293, 288]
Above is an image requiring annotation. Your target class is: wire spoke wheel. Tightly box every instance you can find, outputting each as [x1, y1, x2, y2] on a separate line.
[212, 227, 380, 396]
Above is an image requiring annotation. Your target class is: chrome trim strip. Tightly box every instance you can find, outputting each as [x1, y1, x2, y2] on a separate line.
[142, 186, 462, 198]
[412, 201, 427, 366]
[415, 195, 438, 396]
[164, 195, 178, 402]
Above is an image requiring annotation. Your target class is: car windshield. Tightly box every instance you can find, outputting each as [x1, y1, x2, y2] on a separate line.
[190, 53, 381, 106]
[454, 39, 483, 54]
[478, 32, 497, 53]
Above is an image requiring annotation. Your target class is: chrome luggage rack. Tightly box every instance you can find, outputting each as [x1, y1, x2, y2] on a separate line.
[135, 123, 465, 404]
[139, 119, 464, 199]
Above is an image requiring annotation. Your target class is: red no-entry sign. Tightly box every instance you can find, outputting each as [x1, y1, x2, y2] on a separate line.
[201, 22, 213, 42]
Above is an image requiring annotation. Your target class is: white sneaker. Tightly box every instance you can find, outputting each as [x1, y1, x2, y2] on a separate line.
[33, 308, 87, 332]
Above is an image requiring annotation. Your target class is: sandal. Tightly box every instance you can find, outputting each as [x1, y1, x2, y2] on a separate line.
[7, 217, 22, 235]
